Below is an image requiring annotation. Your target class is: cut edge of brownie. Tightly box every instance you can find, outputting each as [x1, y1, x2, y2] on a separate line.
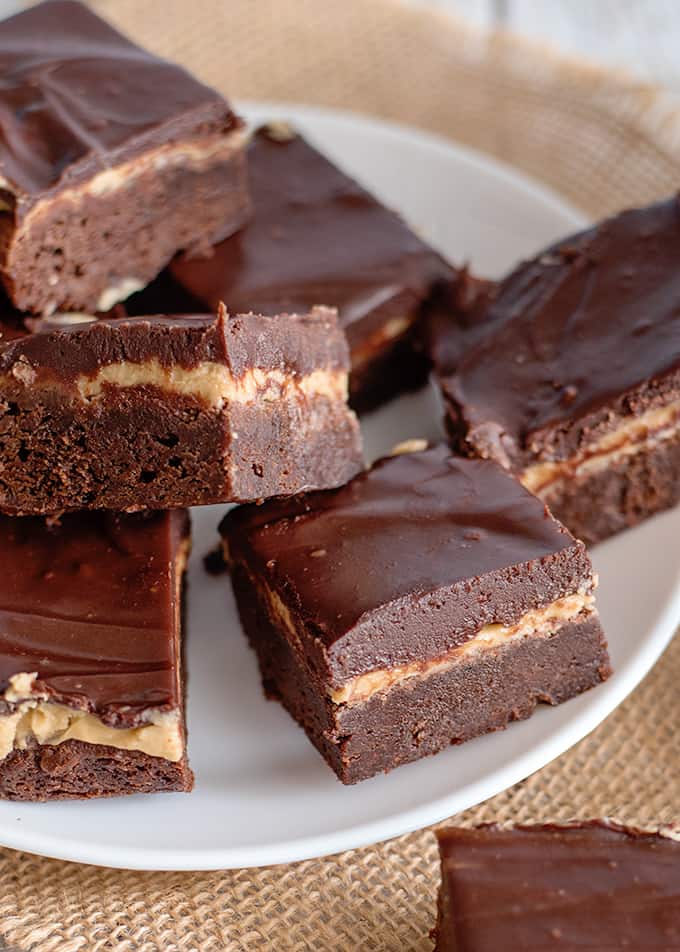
[0, 133, 251, 315]
[230, 560, 610, 784]
[0, 306, 363, 513]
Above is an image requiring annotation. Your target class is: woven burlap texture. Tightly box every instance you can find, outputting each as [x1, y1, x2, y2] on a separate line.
[1, 1, 679, 949]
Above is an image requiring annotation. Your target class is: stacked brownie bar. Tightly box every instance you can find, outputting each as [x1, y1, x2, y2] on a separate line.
[0, 1, 364, 800]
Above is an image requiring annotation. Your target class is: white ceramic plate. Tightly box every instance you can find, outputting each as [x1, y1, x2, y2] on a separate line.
[2, 105, 678, 871]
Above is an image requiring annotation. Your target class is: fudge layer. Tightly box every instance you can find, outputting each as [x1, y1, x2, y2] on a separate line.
[221, 444, 610, 784]
[0, 0, 250, 315]
[0, 509, 192, 800]
[435, 195, 680, 544]
[434, 822, 680, 950]
[128, 123, 453, 412]
[0, 305, 362, 514]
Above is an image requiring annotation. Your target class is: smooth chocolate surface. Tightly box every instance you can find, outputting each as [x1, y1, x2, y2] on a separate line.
[442, 196, 680, 463]
[435, 821, 680, 951]
[0, 305, 350, 382]
[223, 445, 592, 682]
[0, 509, 188, 726]
[0, 0, 242, 202]
[136, 124, 451, 350]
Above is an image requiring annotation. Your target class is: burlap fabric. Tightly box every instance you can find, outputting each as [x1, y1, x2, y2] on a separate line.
[0, 1, 678, 949]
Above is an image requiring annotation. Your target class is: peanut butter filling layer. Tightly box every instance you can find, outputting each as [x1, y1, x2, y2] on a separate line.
[330, 592, 596, 705]
[0, 675, 183, 762]
[239, 555, 597, 709]
[3, 362, 348, 410]
[522, 398, 680, 495]
[77, 363, 348, 408]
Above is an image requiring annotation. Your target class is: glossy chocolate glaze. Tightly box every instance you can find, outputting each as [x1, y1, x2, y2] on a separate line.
[223, 445, 592, 682]
[0, 305, 348, 382]
[436, 821, 680, 951]
[444, 196, 680, 463]
[0, 0, 241, 202]
[0, 509, 188, 726]
[162, 125, 452, 349]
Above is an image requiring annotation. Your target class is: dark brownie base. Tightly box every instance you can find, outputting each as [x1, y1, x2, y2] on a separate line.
[228, 394, 362, 501]
[540, 434, 680, 546]
[231, 565, 611, 784]
[0, 148, 250, 315]
[0, 740, 193, 801]
[0, 383, 361, 514]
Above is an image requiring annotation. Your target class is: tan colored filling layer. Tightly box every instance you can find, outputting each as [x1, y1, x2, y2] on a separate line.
[522, 399, 680, 495]
[0, 675, 183, 762]
[330, 592, 595, 705]
[1, 129, 247, 205]
[2, 360, 347, 410]
[76, 362, 348, 408]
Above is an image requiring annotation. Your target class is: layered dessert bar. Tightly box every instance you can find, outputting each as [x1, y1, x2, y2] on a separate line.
[434, 196, 680, 544]
[0, 0, 250, 315]
[434, 822, 680, 950]
[221, 444, 610, 784]
[130, 123, 454, 412]
[0, 305, 362, 514]
[0, 509, 192, 799]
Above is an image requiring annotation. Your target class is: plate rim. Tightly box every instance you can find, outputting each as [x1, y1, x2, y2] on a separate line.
[0, 104, 675, 871]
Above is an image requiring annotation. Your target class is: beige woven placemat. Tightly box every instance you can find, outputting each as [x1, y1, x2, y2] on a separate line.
[1, 2, 679, 949]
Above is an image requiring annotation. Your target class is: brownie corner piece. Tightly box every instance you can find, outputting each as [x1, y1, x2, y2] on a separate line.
[0, 305, 362, 513]
[221, 443, 610, 784]
[434, 821, 680, 950]
[435, 195, 680, 544]
[0, 508, 193, 800]
[0, 0, 250, 315]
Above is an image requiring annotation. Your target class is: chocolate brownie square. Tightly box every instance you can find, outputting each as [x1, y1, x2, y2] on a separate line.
[0, 305, 362, 514]
[433, 196, 680, 544]
[0, 0, 250, 314]
[0, 509, 193, 800]
[220, 444, 611, 784]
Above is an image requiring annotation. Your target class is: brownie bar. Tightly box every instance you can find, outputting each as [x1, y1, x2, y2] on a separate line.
[434, 822, 680, 950]
[0, 305, 362, 514]
[221, 444, 610, 784]
[128, 123, 454, 412]
[434, 196, 680, 544]
[0, 509, 192, 800]
[0, 1, 250, 314]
